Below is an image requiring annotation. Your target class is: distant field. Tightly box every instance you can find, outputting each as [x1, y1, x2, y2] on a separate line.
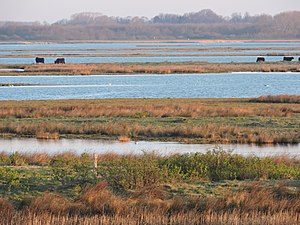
[1, 97, 299, 144]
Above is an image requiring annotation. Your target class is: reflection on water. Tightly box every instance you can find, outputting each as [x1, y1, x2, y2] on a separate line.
[1, 138, 299, 157]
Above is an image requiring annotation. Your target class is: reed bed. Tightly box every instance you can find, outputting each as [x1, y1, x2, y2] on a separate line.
[0, 210, 298, 225]
[1, 98, 298, 118]
[1, 62, 300, 75]
[250, 95, 300, 104]
[0, 182, 299, 224]
[1, 98, 299, 144]
[0, 122, 299, 144]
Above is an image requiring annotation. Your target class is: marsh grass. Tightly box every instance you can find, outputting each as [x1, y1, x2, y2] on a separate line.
[0, 183, 299, 224]
[117, 135, 131, 142]
[1, 62, 300, 75]
[0, 98, 299, 143]
[1, 98, 298, 118]
[250, 95, 300, 104]
[36, 131, 59, 140]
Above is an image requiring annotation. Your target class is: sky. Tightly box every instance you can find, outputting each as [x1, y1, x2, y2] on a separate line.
[0, 0, 299, 23]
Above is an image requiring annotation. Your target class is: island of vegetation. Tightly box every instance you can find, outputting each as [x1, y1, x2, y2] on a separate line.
[1, 61, 300, 76]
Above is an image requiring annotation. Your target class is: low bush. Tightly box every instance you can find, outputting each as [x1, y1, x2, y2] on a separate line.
[50, 152, 96, 186]
[98, 153, 166, 191]
[162, 149, 300, 181]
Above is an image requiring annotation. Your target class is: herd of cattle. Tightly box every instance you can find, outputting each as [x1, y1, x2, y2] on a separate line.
[256, 56, 300, 62]
[35, 56, 299, 64]
[35, 57, 65, 64]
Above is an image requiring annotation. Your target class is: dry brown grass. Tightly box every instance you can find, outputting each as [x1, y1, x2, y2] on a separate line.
[1, 121, 299, 144]
[117, 135, 131, 142]
[22, 152, 52, 166]
[0, 181, 300, 225]
[24, 64, 98, 75]
[2, 62, 300, 76]
[1, 211, 297, 225]
[36, 131, 59, 140]
[250, 95, 300, 104]
[28, 193, 74, 214]
[80, 182, 125, 215]
[0, 98, 299, 144]
[1, 98, 298, 118]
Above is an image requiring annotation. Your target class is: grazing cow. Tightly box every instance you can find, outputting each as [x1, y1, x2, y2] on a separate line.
[35, 57, 44, 64]
[54, 58, 65, 64]
[283, 56, 294, 61]
[256, 57, 265, 62]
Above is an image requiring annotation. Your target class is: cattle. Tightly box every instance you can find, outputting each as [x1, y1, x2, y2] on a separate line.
[283, 56, 294, 61]
[298, 57, 300, 61]
[35, 57, 44, 64]
[54, 58, 65, 64]
[256, 57, 265, 62]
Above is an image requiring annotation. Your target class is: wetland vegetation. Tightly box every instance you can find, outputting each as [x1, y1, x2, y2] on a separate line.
[1, 96, 299, 144]
[1, 61, 300, 76]
[1, 10, 300, 225]
[0, 150, 299, 224]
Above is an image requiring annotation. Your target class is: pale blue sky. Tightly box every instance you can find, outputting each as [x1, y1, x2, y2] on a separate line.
[0, 0, 299, 22]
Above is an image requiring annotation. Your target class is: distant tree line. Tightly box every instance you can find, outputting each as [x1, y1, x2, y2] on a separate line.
[0, 10, 299, 41]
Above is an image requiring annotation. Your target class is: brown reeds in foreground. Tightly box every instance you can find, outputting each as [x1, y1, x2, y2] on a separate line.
[0, 211, 298, 225]
[0, 150, 300, 224]
[0, 183, 299, 225]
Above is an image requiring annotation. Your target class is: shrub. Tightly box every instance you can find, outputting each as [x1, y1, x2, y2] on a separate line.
[50, 153, 96, 186]
[9, 152, 26, 166]
[0, 152, 10, 166]
[98, 153, 165, 191]
[161, 149, 300, 182]
[28, 193, 73, 214]
[80, 182, 124, 215]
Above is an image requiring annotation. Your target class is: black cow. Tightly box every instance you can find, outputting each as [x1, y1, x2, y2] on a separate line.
[298, 57, 300, 61]
[283, 56, 294, 61]
[256, 57, 265, 62]
[54, 58, 65, 64]
[35, 57, 44, 64]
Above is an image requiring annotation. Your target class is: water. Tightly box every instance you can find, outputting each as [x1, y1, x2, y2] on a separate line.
[1, 41, 299, 155]
[1, 138, 299, 157]
[0, 41, 299, 64]
[1, 73, 299, 100]
[1, 41, 299, 51]
[0, 56, 289, 64]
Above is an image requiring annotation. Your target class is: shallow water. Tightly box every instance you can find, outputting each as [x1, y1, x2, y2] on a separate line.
[0, 41, 299, 64]
[1, 72, 299, 100]
[0, 55, 290, 64]
[1, 138, 299, 157]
